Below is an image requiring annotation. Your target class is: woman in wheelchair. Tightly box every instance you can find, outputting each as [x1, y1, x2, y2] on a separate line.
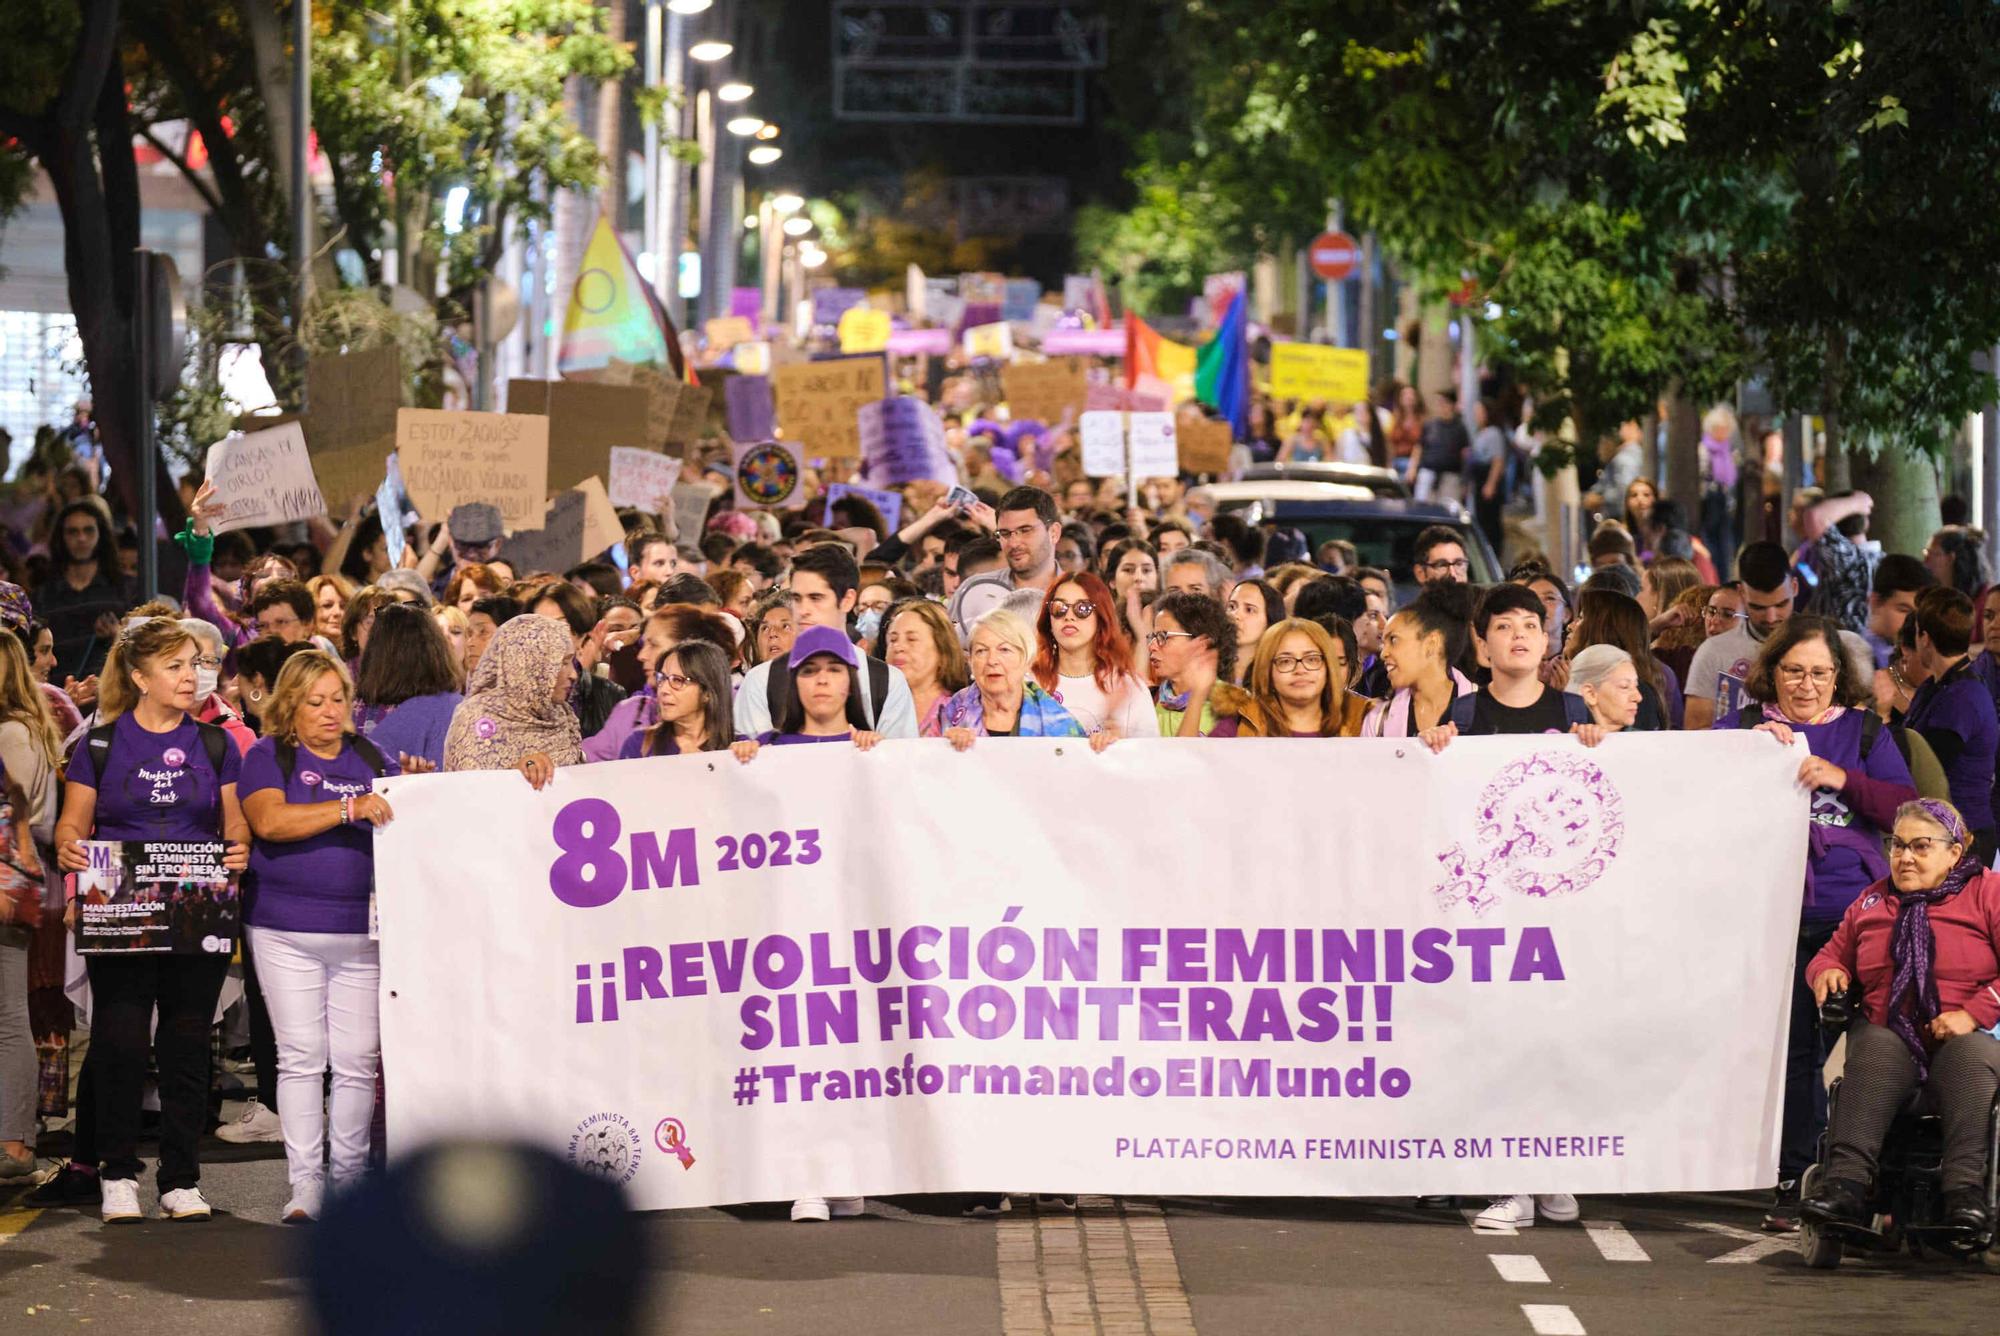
[1802, 798, 2000, 1235]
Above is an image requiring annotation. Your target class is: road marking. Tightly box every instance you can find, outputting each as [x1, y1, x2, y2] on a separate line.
[1463, 1206, 1518, 1235]
[1682, 1220, 1794, 1264]
[1489, 1253, 1550, 1283]
[1581, 1219, 1649, 1262]
[996, 1196, 1196, 1336]
[1521, 1303, 1586, 1335]
[0, 1207, 42, 1241]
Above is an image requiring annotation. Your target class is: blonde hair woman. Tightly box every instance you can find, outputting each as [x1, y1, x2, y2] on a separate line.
[305, 574, 355, 642]
[883, 600, 970, 734]
[0, 633, 56, 1179]
[55, 617, 250, 1223]
[935, 608, 1104, 750]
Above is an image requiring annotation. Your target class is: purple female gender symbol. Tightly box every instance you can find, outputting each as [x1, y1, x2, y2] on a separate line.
[1430, 750, 1625, 916]
[162, 747, 187, 768]
[475, 717, 497, 740]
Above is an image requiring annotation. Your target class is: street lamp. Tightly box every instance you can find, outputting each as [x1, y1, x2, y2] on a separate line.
[717, 82, 754, 102]
[665, 0, 711, 12]
[782, 215, 814, 237]
[772, 193, 804, 214]
[726, 116, 766, 136]
[747, 145, 782, 165]
[689, 39, 732, 60]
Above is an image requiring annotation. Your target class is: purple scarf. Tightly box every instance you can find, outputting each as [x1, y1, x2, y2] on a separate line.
[1887, 799, 1982, 1077]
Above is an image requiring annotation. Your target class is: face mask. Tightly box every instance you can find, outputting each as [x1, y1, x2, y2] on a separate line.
[854, 608, 884, 642]
[196, 667, 219, 699]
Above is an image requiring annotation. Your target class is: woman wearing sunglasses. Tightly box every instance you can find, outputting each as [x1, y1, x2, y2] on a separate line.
[1030, 574, 1157, 740]
[620, 642, 736, 759]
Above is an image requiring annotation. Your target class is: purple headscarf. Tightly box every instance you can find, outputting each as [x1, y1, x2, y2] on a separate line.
[1887, 799, 1982, 1076]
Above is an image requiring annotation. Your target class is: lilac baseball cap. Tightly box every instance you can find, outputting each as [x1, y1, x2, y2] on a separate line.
[787, 624, 860, 671]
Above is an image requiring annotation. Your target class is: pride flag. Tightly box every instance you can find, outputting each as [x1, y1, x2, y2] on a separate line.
[1124, 312, 1196, 390]
[1193, 290, 1249, 439]
[558, 217, 687, 381]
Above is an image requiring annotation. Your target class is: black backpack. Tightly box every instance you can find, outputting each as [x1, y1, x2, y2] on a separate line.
[272, 733, 391, 784]
[764, 654, 894, 732]
[86, 718, 231, 787]
[1734, 703, 1898, 766]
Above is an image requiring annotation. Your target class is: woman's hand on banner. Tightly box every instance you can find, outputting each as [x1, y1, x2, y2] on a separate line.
[1572, 723, 1607, 748]
[946, 727, 977, 753]
[517, 752, 556, 790]
[730, 740, 759, 765]
[1753, 720, 1795, 747]
[853, 731, 882, 752]
[1418, 722, 1457, 754]
[1089, 729, 1118, 754]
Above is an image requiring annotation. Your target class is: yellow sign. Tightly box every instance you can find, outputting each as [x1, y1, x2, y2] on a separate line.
[1269, 344, 1371, 404]
[837, 306, 892, 354]
[705, 317, 756, 351]
[773, 356, 886, 460]
[963, 321, 1013, 361]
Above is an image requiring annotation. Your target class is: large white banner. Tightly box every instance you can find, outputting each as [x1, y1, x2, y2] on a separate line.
[375, 735, 1808, 1207]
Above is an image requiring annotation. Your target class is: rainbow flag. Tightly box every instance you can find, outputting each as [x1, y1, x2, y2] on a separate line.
[559, 217, 687, 381]
[1124, 312, 1196, 390]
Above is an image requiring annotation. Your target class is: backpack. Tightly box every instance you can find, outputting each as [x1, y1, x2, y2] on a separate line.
[764, 654, 893, 732]
[1450, 688, 1593, 734]
[1734, 704, 1900, 768]
[272, 733, 391, 784]
[86, 718, 230, 789]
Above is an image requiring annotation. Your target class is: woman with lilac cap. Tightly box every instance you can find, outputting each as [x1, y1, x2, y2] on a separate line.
[1802, 798, 2000, 1239]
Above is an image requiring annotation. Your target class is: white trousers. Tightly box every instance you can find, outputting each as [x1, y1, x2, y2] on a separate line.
[245, 927, 380, 1190]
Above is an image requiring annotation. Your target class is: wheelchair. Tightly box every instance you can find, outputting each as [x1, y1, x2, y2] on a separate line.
[1797, 987, 2000, 1269]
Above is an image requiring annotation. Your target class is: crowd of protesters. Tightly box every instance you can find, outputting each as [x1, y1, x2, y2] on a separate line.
[0, 386, 1997, 1244]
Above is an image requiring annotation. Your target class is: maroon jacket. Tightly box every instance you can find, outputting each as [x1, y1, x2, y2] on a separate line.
[1808, 868, 2000, 1033]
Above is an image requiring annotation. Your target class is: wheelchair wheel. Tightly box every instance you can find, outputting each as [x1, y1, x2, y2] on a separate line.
[1797, 1166, 1844, 1270]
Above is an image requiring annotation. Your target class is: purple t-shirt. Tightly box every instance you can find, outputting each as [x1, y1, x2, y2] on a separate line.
[239, 735, 401, 934]
[69, 712, 242, 841]
[362, 691, 463, 771]
[1796, 710, 1916, 921]
[616, 730, 684, 760]
[1903, 662, 1999, 831]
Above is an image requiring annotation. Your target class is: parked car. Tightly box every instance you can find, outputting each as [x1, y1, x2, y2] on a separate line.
[1189, 481, 1501, 604]
[1238, 461, 1410, 498]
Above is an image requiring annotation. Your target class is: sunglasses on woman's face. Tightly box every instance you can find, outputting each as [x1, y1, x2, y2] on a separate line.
[1049, 600, 1096, 621]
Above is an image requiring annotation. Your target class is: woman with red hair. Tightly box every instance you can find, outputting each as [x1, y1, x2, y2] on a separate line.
[1032, 572, 1159, 739]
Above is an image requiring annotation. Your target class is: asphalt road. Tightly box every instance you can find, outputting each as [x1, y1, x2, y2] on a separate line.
[4, 1145, 1998, 1335]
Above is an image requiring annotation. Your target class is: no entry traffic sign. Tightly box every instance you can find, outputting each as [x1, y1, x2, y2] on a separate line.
[1310, 231, 1360, 281]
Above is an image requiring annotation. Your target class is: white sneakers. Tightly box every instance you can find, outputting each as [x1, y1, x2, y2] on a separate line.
[102, 1181, 214, 1223]
[282, 1178, 324, 1224]
[214, 1099, 283, 1144]
[790, 1196, 865, 1222]
[100, 1178, 142, 1224]
[1473, 1193, 1580, 1229]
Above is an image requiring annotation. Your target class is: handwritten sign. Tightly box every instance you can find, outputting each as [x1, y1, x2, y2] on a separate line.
[608, 447, 684, 511]
[574, 476, 625, 558]
[670, 481, 720, 546]
[859, 397, 951, 488]
[303, 347, 400, 454]
[704, 316, 756, 351]
[733, 439, 807, 511]
[305, 440, 393, 507]
[630, 366, 682, 450]
[1178, 417, 1234, 474]
[1127, 412, 1179, 478]
[837, 306, 892, 354]
[668, 381, 712, 448]
[963, 322, 1014, 361]
[1001, 358, 1088, 426]
[397, 408, 549, 531]
[205, 423, 326, 533]
[497, 488, 591, 574]
[1079, 411, 1127, 478]
[504, 379, 650, 492]
[724, 374, 775, 443]
[774, 356, 886, 460]
[824, 483, 902, 533]
[1269, 344, 1371, 404]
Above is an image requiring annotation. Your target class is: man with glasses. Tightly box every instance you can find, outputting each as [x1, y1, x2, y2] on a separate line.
[1410, 525, 1470, 587]
[1685, 542, 1874, 730]
[992, 486, 1062, 594]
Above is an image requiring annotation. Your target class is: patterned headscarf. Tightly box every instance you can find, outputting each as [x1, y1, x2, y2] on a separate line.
[1886, 798, 1982, 1077]
[442, 615, 583, 772]
[0, 582, 32, 636]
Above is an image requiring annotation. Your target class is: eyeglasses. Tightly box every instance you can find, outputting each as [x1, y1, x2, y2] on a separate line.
[194, 656, 223, 670]
[1272, 653, 1326, 673]
[1704, 606, 1746, 621]
[1777, 665, 1837, 686]
[994, 524, 1045, 543]
[655, 672, 695, 692]
[1048, 600, 1097, 621]
[1887, 836, 1954, 857]
[1419, 558, 1469, 575]
[1146, 630, 1195, 648]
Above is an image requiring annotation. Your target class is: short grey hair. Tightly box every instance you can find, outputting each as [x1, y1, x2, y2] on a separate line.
[1164, 547, 1232, 596]
[179, 617, 225, 656]
[1567, 643, 1633, 695]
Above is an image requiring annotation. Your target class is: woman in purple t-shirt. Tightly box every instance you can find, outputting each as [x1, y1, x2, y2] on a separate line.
[55, 618, 250, 1225]
[240, 649, 422, 1223]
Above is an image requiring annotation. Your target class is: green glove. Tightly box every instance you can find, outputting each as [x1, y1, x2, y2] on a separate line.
[174, 519, 214, 566]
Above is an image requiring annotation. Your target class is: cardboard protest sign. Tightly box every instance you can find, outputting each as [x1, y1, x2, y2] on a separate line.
[733, 440, 807, 511]
[773, 356, 886, 460]
[1269, 344, 1371, 404]
[668, 381, 713, 448]
[568, 359, 638, 387]
[1078, 411, 1126, 477]
[204, 423, 325, 533]
[608, 447, 683, 512]
[303, 346, 400, 454]
[505, 379, 651, 492]
[824, 483, 902, 533]
[398, 408, 549, 531]
[630, 365, 681, 450]
[1001, 358, 1088, 426]
[575, 476, 625, 558]
[306, 440, 395, 508]
[497, 488, 592, 574]
[670, 482, 721, 546]
[859, 397, 951, 488]
[1178, 417, 1234, 474]
[704, 317, 756, 351]
[1127, 412, 1179, 478]
[837, 306, 891, 354]
[724, 374, 775, 443]
[963, 322, 1013, 361]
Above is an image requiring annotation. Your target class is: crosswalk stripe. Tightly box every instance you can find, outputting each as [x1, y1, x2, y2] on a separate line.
[1581, 1219, 1649, 1261]
[1489, 1253, 1550, 1283]
[1522, 1303, 1587, 1335]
